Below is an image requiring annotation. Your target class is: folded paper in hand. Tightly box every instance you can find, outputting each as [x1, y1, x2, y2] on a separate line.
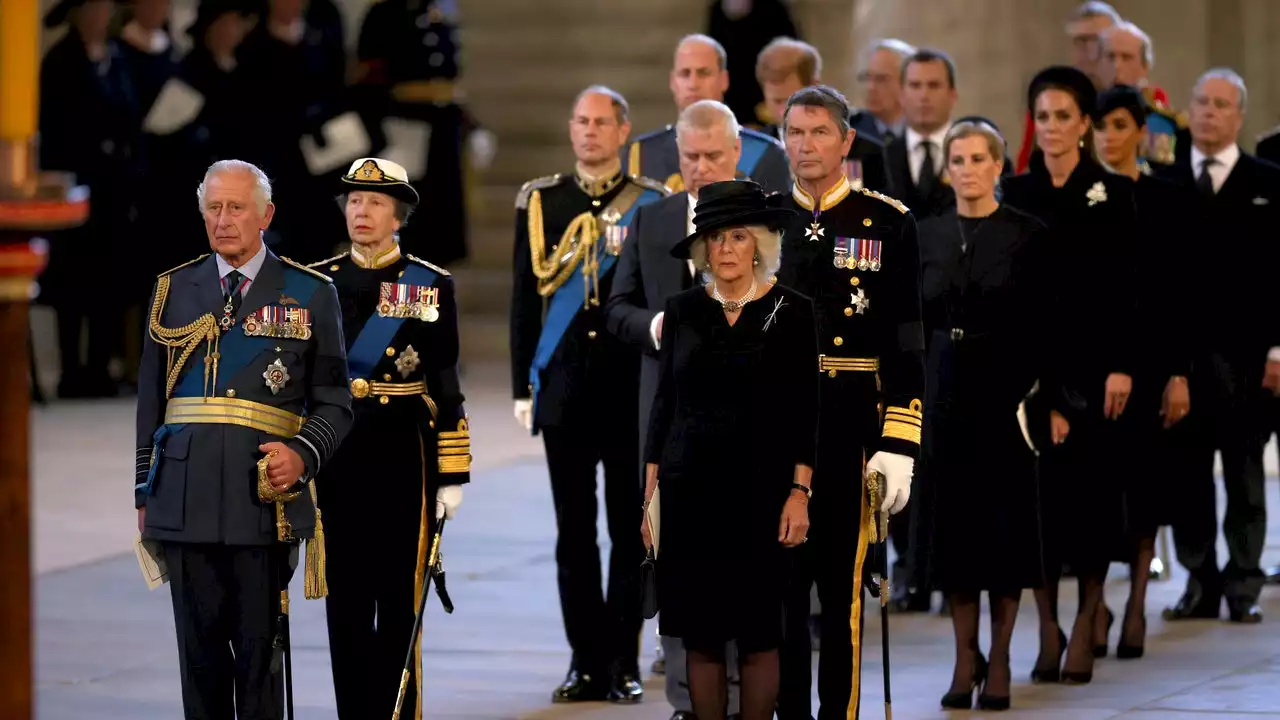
[645, 485, 661, 557]
[143, 78, 205, 135]
[134, 533, 168, 590]
[382, 118, 432, 180]
[301, 112, 372, 176]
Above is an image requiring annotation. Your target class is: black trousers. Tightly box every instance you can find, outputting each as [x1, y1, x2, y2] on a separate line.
[322, 474, 433, 719]
[1171, 353, 1270, 604]
[163, 543, 285, 720]
[542, 423, 644, 675]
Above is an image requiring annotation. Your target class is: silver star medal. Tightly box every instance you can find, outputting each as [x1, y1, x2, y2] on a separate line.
[805, 220, 825, 242]
[850, 289, 870, 314]
[396, 345, 421, 378]
[263, 358, 290, 395]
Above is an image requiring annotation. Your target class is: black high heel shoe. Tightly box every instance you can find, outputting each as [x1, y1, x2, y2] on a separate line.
[940, 651, 988, 709]
[977, 656, 1011, 711]
[1116, 616, 1147, 659]
[1093, 606, 1115, 658]
[1030, 628, 1067, 683]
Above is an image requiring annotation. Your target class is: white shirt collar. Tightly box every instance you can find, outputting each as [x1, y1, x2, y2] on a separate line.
[215, 242, 267, 285]
[906, 124, 950, 153]
[1191, 143, 1240, 176]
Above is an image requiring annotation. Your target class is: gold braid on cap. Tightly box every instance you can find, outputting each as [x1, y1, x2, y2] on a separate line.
[526, 189, 603, 307]
[148, 274, 222, 399]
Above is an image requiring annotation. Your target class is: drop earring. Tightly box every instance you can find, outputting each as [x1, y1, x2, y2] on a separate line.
[753, 253, 759, 266]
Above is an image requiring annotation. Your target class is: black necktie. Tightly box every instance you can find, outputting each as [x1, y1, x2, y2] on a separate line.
[223, 269, 244, 317]
[918, 139, 937, 196]
[1196, 158, 1217, 197]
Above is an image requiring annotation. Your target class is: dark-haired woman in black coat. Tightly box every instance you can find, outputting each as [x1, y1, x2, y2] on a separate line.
[1002, 67, 1140, 685]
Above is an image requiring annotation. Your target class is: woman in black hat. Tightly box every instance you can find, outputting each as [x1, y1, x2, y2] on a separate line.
[1088, 84, 1197, 658]
[641, 180, 817, 720]
[1003, 66, 1140, 685]
[918, 118, 1049, 710]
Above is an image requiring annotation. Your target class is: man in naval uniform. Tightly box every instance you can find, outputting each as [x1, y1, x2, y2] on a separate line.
[774, 85, 924, 720]
[136, 159, 353, 719]
[310, 157, 470, 718]
[623, 33, 790, 195]
[510, 86, 669, 704]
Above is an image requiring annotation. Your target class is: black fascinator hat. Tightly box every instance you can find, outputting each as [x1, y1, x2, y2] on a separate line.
[671, 180, 796, 260]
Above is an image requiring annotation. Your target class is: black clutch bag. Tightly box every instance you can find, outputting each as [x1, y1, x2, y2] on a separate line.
[640, 551, 658, 620]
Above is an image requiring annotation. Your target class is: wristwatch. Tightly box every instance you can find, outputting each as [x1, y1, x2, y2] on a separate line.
[791, 483, 812, 499]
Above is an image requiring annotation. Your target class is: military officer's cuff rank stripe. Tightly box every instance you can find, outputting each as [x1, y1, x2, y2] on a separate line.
[882, 400, 923, 445]
[438, 418, 472, 474]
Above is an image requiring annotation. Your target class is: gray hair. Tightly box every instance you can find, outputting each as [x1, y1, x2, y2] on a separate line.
[689, 225, 784, 285]
[1071, 1, 1120, 24]
[677, 99, 740, 148]
[197, 159, 272, 215]
[1103, 21, 1154, 69]
[783, 85, 851, 136]
[676, 33, 727, 71]
[574, 84, 630, 125]
[1194, 67, 1249, 112]
[335, 193, 415, 224]
[861, 38, 916, 68]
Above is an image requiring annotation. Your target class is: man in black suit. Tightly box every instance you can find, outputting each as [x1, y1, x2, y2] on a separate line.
[754, 37, 887, 193]
[883, 48, 961, 225]
[604, 98, 744, 720]
[1160, 69, 1280, 625]
[1258, 124, 1280, 165]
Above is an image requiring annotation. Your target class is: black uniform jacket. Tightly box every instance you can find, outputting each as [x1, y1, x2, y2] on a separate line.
[135, 250, 353, 545]
[776, 176, 926, 461]
[311, 246, 471, 490]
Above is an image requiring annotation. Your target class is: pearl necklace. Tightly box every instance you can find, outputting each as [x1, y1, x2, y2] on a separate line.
[712, 277, 758, 312]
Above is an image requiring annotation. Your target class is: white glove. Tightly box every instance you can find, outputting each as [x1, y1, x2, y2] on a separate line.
[513, 399, 533, 431]
[866, 451, 913, 515]
[467, 128, 498, 170]
[436, 485, 463, 520]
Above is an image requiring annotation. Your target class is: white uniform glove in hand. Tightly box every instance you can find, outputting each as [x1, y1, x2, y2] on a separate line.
[467, 128, 498, 170]
[514, 399, 533, 431]
[867, 451, 913, 515]
[436, 485, 463, 520]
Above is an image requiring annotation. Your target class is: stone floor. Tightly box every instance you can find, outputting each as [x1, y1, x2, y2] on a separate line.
[29, 360, 1280, 719]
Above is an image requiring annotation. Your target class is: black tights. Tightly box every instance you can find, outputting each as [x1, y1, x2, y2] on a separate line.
[687, 646, 778, 720]
[1033, 562, 1106, 677]
[947, 591, 1019, 697]
[1093, 533, 1155, 648]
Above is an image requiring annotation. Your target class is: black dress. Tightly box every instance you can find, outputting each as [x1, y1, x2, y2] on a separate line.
[918, 207, 1049, 594]
[1002, 155, 1140, 572]
[646, 284, 819, 653]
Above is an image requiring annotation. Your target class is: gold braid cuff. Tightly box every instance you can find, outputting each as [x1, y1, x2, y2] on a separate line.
[882, 400, 923, 445]
[438, 418, 472, 474]
[148, 274, 221, 399]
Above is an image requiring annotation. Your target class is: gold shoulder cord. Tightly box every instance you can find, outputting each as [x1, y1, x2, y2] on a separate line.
[148, 274, 222, 399]
[527, 189, 601, 307]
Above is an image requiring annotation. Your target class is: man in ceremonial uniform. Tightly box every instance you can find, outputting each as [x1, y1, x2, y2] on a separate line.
[136, 160, 353, 718]
[310, 157, 469, 718]
[775, 85, 923, 720]
[1099, 21, 1188, 167]
[510, 86, 669, 703]
[623, 34, 791, 195]
[756, 37, 887, 193]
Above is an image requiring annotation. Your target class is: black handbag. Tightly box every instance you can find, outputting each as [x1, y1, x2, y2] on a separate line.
[640, 551, 658, 620]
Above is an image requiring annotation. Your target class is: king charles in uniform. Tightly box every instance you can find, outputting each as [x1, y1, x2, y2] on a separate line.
[310, 157, 470, 718]
[136, 160, 353, 719]
[510, 85, 668, 703]
[774, 86, 924, 720]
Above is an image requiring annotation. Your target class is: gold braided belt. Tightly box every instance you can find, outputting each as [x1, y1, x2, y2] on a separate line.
[817, 354, 880, 377]
[165, 396, 305, 437]
[350, 378, 428, 403]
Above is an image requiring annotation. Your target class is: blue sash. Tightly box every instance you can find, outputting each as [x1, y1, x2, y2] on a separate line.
[528, 187, 664, 435]
[738, 135, 770, 178]
[138, 268, 321, 495]
[347, 263, 438, 378]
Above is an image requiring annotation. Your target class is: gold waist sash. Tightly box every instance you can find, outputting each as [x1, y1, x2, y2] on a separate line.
[818, 355, 880, 375]
[165, 396, 305, 438]
[350, 378, 427, 400]
[391, 79, 460, 105]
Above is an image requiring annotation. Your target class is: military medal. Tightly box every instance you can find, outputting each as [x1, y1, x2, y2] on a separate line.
[853, 238, 883, 272]
[605, 224, 628, 257]
[850, 288, 870, 314]
[379, 282, 440, 321]
[395, 345, 421, 378]
[833, 236, 853, 269]
[805, 218, 825, 242]
[263, 358, 290, 394]
[221, 274, 248, 331]
[244, 306, 313, 340]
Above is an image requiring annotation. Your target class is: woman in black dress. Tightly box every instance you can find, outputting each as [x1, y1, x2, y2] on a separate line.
[1089, 85, 1195, 658]
[920, 119, 1048, 711]
[1002, 66, 1140, 685]
[642, 180, 818, 720]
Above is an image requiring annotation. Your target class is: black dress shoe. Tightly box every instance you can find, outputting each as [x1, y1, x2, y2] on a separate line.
[551, 669, 610, 703]
[608, 671, 643, 703]
[1162, 586, 1221, 621]
[1228, 603, 1263, 624]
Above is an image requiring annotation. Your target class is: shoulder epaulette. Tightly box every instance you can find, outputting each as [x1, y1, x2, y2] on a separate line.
[633, 125, 675, 143]
[516, 173, 566, 209]
[280, 256, 333, 282]
[860, 187, 909, 214]
[308, 251, 350, 269]
[741, 126, 784, 148]
[405, 254, 451, 276]
[157, 254, 209, 278]
[628, 175, 672, 196]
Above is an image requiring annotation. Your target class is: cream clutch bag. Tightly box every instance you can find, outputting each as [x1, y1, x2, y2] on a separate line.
[645, 485, 661, 557]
